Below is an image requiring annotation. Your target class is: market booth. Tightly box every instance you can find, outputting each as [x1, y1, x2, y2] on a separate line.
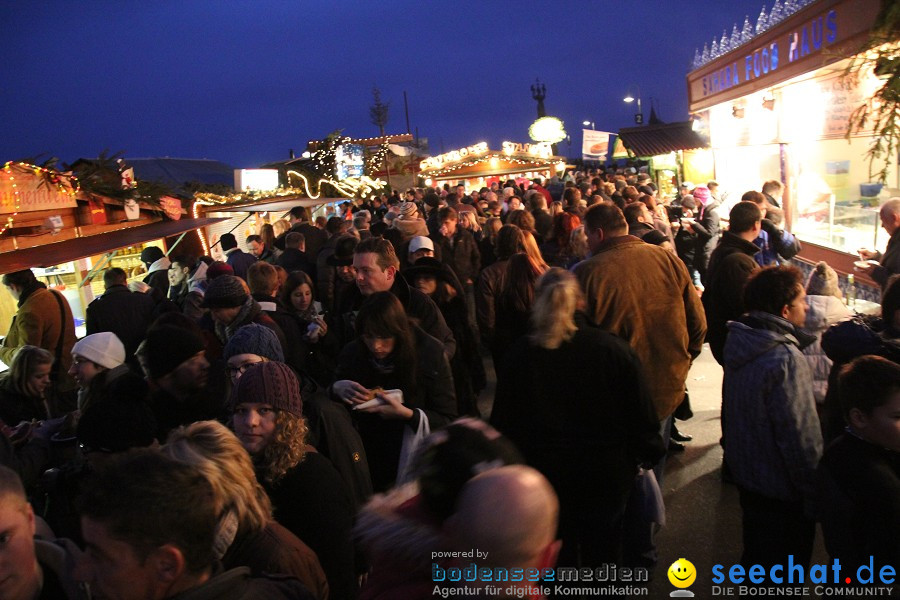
[418, 142, 566, 190]
[687, 0, 894, 300]
[617, 121, 711, 198]
[0, 162, 225, 342]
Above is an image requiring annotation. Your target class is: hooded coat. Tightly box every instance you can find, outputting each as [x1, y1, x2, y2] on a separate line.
[723, 311, 823, 511]
[801, 295, 852, 404]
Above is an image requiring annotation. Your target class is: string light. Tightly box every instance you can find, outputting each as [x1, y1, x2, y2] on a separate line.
[420, 153, 564, 179]
[1, 161, 78, 236]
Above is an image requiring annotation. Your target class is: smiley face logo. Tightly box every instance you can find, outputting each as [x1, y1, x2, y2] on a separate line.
[668, 558, 696, 588]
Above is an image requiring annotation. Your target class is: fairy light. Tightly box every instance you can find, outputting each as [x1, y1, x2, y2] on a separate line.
[1, 161, 78, 236]
[420, 153, 563, 178]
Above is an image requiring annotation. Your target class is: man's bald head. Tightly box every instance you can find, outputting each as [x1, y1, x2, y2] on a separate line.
[0, 466, 26, 507]
[880, 198, 900, 236]
[445, 465, 559, 569]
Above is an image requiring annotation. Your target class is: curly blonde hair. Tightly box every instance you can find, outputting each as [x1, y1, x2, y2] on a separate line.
[256, 411, 309, 486]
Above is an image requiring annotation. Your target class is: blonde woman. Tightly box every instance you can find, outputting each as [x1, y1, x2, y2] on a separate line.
[490, 268, 664, 568]
[163, 421, 328, 599]
[521, 230, 549, 272]
[230, 361, 357, 599]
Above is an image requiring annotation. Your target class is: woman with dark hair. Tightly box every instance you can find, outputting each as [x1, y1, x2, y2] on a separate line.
[259, 223, 282, 262]
[0, 346, 54, 425]
[406, 258, 486, 417]
[491, 268, 664, 568]
[279, 270, 337, 384]
[478, 217, 502, 268]
[230, 361, 357, 599]
[331, 292, 456, 491]
[492, 253, 547, 370]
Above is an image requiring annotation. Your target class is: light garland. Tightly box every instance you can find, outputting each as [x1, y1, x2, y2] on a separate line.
[1, 161, 78, 236]
[420, 153, 565, 178]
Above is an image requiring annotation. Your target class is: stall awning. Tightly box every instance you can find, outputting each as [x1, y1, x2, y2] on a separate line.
[0, 217, 228, 274]
[210, 197, 347, 214]
[617, 122, 708, 157]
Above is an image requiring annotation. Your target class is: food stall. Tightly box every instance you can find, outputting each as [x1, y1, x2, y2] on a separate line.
[686, 0, 894, 300]
[0, 161, 226, 342]
[616, 121, 711, 199]
[418, 141, 567, 190]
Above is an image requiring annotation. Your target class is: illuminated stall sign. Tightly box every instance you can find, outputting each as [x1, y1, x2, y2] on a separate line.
[501, 141, 553, 158]
[335, 144, 365, 181]
[0, 170, 77, 215]
[688, 0, 879, 112]
[420, 143, 488, 170]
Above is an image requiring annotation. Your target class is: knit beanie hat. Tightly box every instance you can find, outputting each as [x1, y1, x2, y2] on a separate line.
[398, 202, 418, 220]
[231, 361, 302, 417]
[206, 261, 234, 280]
[140, 246, 165, 267]
[142, 325, 206, 379]
[692, 186, 711, 205]
[202, 275, 248, 308]
[72, 332, 126, 369]
[806, 261, 840, 297]
[423, 192, 441, 208]
[223, 324, 284, 362]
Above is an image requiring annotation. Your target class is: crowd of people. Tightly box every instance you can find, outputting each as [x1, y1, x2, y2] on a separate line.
[0, 169, 897, 599]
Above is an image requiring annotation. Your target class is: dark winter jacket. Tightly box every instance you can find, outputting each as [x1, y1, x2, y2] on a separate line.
[261, 452, 357, 600]
[431, 227, 481, 285]
[702, 232, 761, 364]
[870, 228, 900, 289]
[492, 314, 664, 516]
[86, 285, 157, 360]
[333, 325, 457, 491]
[225, 248, 258, 282]
[817, 433, 900, 569]
[690, 201, 720, 277]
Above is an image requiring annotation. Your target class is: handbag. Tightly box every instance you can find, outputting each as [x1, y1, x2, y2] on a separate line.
[396, 408, 430, 486]
[633, 467, 666, 526]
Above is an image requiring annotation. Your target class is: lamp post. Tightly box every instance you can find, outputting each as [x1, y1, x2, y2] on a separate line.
[623, 86, 643, 125]
[582, 120, 595, 130]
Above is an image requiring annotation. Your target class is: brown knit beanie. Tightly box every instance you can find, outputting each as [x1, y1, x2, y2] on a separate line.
[230, 361, 302, 417]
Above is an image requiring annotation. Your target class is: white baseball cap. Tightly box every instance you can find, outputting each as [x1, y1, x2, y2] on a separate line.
[409, 236, 435, 254]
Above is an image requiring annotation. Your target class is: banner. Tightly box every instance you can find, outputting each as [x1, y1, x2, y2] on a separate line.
[0, 171, 77, 215]
[582, 129, 612, 161]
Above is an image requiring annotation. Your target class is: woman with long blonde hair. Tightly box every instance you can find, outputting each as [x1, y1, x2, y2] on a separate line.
[163, 421, 328, 598]
[230, 361, 357, 599]
[491, 267, 664, 571]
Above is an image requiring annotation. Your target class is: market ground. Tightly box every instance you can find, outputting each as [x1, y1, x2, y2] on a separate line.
[479, 343, 842, 600]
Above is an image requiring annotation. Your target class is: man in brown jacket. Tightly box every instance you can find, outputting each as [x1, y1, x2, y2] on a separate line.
[574, 203, 706, 572]
[574, 203, 707, 424]
[1, 269, 77, 399]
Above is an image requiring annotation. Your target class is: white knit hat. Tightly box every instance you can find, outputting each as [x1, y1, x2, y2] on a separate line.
[72, 332, 126, 369]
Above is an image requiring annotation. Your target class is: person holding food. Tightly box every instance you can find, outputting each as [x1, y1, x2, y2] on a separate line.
[856, 198, 900, 290]
[330, 291, 456, 491]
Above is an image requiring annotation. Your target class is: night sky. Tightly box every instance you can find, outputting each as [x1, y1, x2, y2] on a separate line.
[2, 1, 767, 168]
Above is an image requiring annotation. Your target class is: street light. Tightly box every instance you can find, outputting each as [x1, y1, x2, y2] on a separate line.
[582, 120, 595, 129]
[623, 85, 643, 125]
